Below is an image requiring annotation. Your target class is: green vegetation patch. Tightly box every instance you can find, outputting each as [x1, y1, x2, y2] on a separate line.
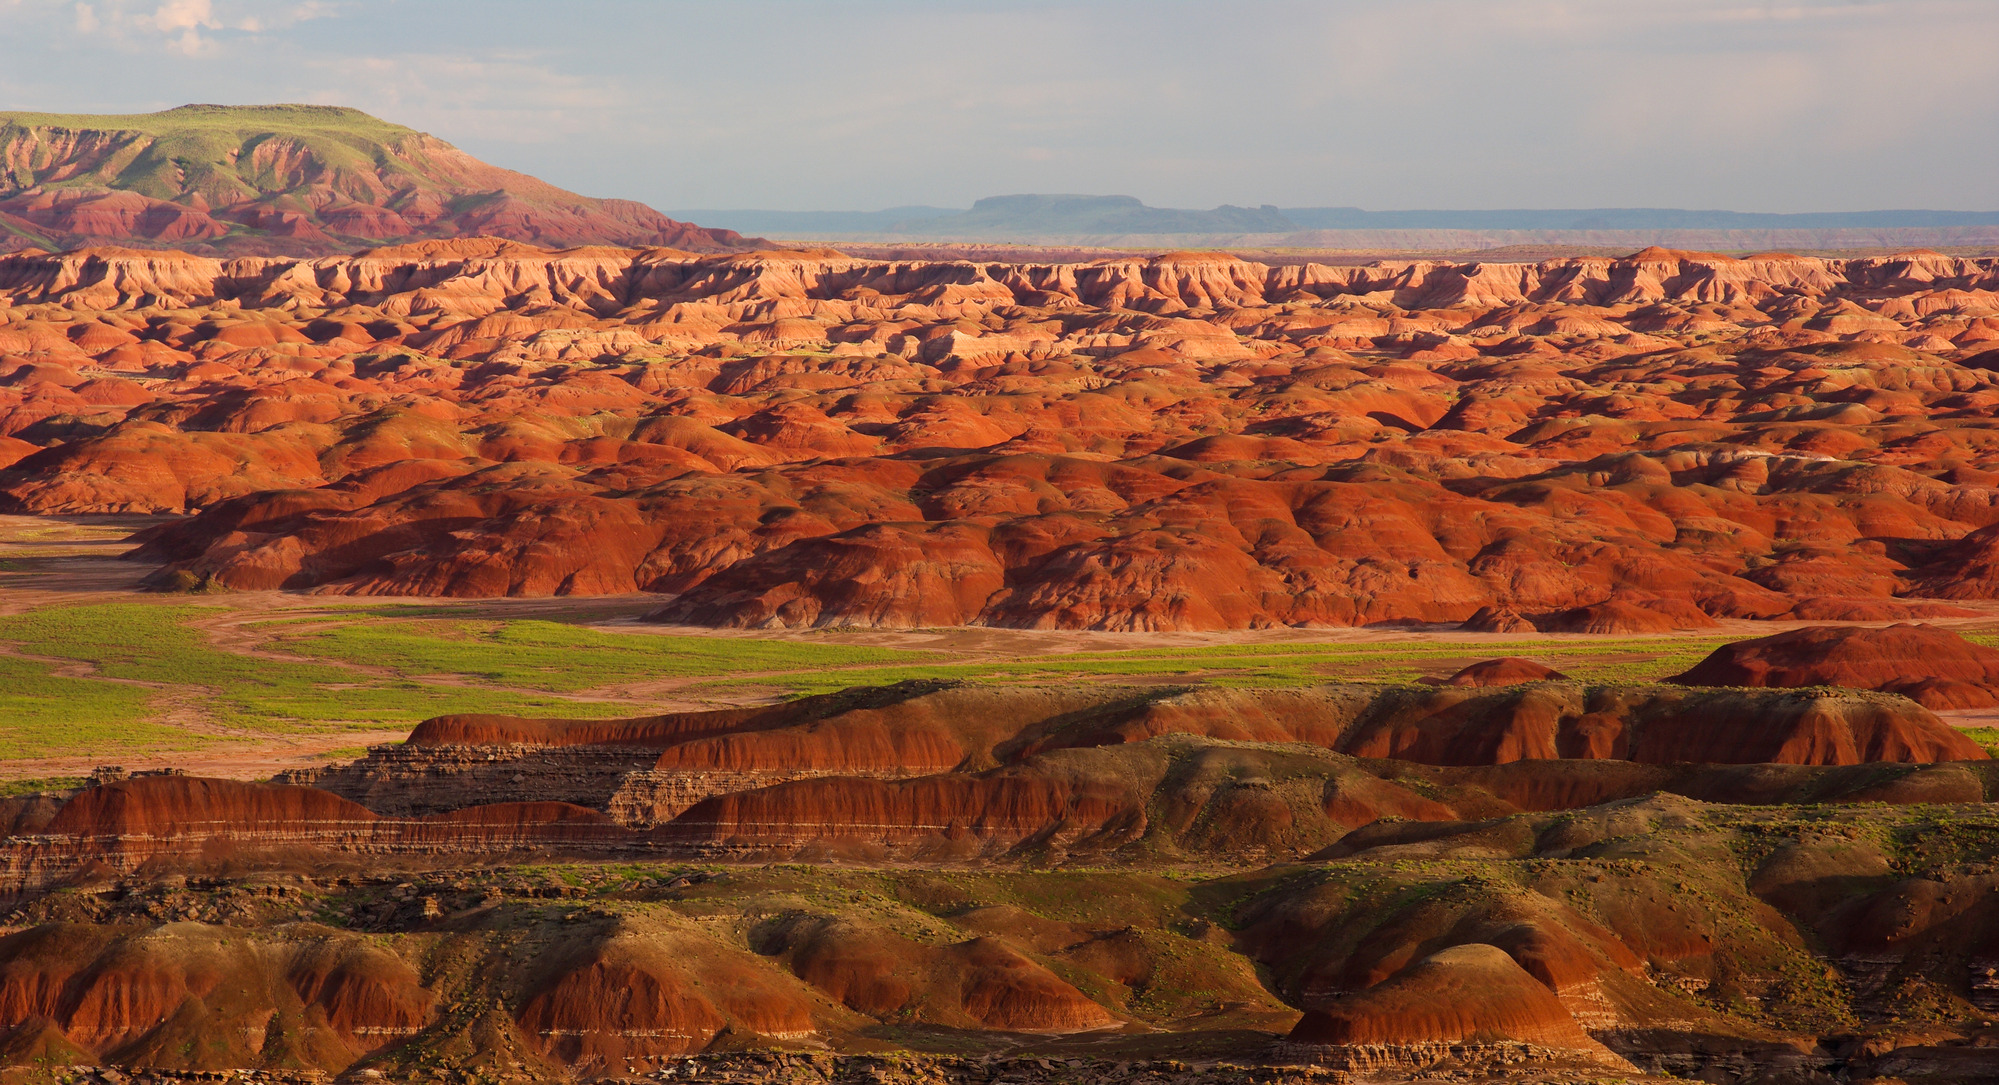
[0, 604, 639, 751]
[0, 104, 415, 137]
[257, 611, 1734, 698]
[266, 617, 931, 692]
[0, 596, 1751, 764]
[0, 776, 85, 796]
[709, 635, 1732, 696]
[0, 652, 185, 760]
[1962, 726, 1999, 758]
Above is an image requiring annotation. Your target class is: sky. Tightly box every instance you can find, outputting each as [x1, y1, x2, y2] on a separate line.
[0, 0, 1994, 213]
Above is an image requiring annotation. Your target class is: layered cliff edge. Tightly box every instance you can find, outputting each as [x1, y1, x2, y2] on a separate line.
[1, 675, 1985, 889]
[0, 674, 1996, 1081]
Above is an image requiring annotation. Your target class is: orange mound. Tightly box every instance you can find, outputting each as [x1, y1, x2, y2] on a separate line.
[762, 916, 1117, 1033]
[0, 923, 434, 1070]
[47, 775, 378, 838]
[1672, 623, 1999, 710]
[1287, 943, 1596, 1048]
[1444, 657, 1569, 686]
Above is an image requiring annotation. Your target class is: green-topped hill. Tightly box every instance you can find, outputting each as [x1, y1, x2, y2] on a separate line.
[0, 103, 756, 256]
[0, 102, 413, 133]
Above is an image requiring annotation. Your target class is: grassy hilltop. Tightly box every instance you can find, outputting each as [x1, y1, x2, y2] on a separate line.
[0, 103, 754, 253]
[0, 104, 429, 203]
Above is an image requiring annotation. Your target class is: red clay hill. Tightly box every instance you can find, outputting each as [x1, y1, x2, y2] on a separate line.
[0, 105, 757, 256]
[1673, 623, 1999, 708]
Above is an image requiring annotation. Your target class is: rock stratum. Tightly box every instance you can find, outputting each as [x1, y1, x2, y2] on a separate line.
[1, 672, 1997, 1082]
[0, 243, 1995, 628]
[0, 105, 757, 256]
[2, 678, 1977, 890]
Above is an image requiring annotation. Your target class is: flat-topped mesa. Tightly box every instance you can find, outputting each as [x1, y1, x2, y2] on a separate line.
[406, 709, 778, 748]
[296, 682, 1111, 824]
[0, 105, 759, 256]
[282, 680, 1986, 847]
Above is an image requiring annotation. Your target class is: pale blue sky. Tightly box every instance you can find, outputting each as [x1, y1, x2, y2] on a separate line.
[1, 0, 1993, 212]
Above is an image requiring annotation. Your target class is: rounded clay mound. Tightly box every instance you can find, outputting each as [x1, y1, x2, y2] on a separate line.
[1672, 623, 1999, 709]
[1287, 943, 1596, 1049]
[1444, 657, 1570, 687]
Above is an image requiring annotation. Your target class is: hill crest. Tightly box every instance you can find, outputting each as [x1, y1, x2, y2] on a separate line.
[0, 103, 758, 256]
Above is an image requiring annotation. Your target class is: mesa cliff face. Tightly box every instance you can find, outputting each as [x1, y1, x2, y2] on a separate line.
[0, 243, 1995, 629]
[0, 105, 757, 255]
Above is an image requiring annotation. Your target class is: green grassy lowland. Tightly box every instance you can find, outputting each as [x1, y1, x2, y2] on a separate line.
[0, 603, 646, 760]
[260, 609, 1729, 697]
[0, 776, 85, 796]
[264, 615, 929, 692]
[0, 595, 1759, 765]
[0, 644, 189, 760]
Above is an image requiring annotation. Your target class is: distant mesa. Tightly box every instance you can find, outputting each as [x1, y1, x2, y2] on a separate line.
[674, 194, 1999, 248]
[0, 104, 761, 256]
[665, 194, 1294, 241]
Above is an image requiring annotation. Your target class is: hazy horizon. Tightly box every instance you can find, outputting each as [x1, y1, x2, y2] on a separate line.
[1, 0, 1994, 215]
[668, 198, 1999, 215]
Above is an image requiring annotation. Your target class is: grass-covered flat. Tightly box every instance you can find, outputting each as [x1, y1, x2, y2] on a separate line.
[261, 612, 928, 692]
[251, 610, 1780, 706]
[0, 603, 645, 760]
[0, 652, 184, 760]
[1, 596, 1989, 767]
[258, 608, 1740, 697]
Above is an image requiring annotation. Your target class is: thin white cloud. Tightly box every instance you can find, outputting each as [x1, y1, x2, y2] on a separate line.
[297, 51, 623, 147]
[52, 0, 328, 52]
[151, 0, 213, 32]
[152, 0, 217, 53]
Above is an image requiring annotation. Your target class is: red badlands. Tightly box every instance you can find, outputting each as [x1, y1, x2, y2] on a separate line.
[0, 242, 1994, 631]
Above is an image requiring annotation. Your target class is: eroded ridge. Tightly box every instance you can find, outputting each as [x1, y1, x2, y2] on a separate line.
[0, 667, 1995, 1082]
